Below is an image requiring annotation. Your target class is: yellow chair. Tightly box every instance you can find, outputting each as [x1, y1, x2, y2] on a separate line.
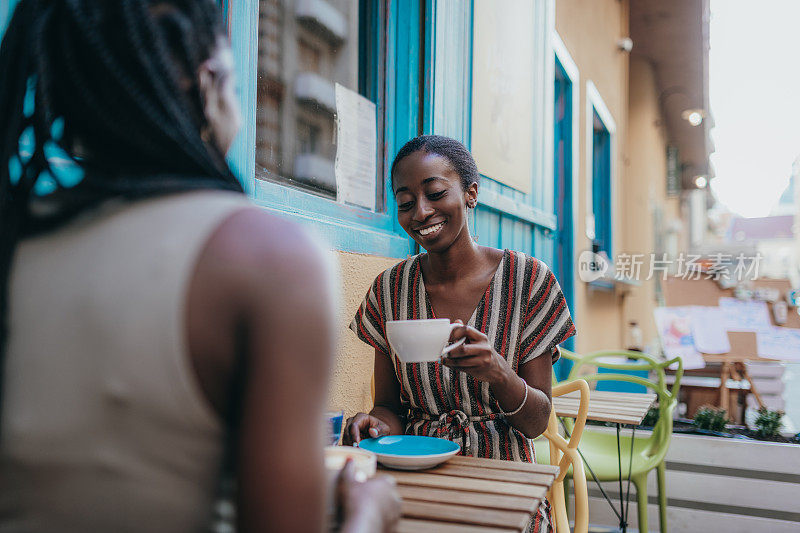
[537, 379, 590, 533]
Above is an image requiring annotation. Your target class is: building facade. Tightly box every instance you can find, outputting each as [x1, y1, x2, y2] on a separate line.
[220, 0, 712, 415]
[0, 0, 712, 416]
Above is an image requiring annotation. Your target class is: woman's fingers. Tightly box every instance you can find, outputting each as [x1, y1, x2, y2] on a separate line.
[449, 323, 489, 344]
[446, 342, 491, 359]
[343, 413, 369, 445]
[343, 413, 389, 445]
[448, 319, 465, 343]
[371, 419, 390, 438]
[443, 354, 485, 368]
[337, 458, 356, 484]
[463, 325, 488, 342]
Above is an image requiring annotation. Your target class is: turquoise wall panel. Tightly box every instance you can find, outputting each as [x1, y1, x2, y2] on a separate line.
[1, 1, 16, 36]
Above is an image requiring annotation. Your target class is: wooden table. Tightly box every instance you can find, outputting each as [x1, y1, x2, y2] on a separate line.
[553, 390, 657, 425]
[382, 455, 559, 532]
[552, 389, 656, 533]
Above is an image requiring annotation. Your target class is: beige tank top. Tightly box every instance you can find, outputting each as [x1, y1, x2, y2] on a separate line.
[1, 190, 253, 532]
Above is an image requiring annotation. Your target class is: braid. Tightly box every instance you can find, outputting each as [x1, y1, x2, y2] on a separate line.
[0, 0, 244, 433]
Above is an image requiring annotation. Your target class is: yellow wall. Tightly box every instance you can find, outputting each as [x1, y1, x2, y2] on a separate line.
[623, 55, 670, 348]
[327, 251, 397, 418]
[556, 0, 630, 352]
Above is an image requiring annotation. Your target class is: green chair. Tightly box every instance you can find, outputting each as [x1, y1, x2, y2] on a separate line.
[535, 349, 683, 533]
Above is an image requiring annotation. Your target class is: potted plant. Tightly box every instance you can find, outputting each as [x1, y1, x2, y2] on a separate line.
[692, 406, 730, 432]
[752, 408, 785, 441]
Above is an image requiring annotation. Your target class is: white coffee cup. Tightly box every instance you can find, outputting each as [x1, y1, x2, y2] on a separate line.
[385, 319, 466, 363]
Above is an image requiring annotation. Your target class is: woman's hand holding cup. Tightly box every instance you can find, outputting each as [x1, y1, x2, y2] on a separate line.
[442, 322, 514, 385]
[342, 412, 391, 445]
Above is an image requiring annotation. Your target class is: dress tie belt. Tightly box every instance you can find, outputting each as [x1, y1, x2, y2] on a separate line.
[410, 408, 503, 456]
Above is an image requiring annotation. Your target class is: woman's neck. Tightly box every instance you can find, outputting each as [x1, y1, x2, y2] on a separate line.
[424, 231, 485, 284]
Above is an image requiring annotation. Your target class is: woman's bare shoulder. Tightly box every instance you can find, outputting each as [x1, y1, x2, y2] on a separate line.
[185, 207, 335, 416]
[201, 207, 332, 283]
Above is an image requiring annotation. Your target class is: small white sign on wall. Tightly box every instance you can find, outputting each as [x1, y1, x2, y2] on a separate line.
[334, 83, 377, 211]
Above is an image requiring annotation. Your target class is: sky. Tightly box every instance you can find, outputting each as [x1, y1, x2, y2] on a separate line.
[708, 0, 800, 218]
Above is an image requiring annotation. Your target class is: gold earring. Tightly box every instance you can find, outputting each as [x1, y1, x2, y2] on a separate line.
[201, 127, 211, 144]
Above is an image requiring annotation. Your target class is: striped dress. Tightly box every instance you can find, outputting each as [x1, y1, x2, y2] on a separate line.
[350, 249, 576, 532]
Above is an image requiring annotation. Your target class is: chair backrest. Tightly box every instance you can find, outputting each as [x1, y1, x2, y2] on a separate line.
[560, 349, 683, 460]
[542, 379, 590, 533]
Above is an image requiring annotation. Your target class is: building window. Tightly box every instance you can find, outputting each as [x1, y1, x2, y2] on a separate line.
[255, 0, 384, 207]
[553, 58, 575, 293]
[592, 111, 612, 254]
[586, 81, 616, 257]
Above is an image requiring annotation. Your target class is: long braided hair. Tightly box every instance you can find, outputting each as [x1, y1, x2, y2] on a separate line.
[0, 0, 244, 426]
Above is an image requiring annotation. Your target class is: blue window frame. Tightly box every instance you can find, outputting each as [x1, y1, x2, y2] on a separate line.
[591, 111, 612, 256]
[585, 80, 615, 264]
[553, 60, 574, 304]
[227, 0, 423, 259]
[553, 57, 575, 363]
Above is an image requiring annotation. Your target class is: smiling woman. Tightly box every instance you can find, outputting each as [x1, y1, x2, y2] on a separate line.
[345, 135, 578, 533]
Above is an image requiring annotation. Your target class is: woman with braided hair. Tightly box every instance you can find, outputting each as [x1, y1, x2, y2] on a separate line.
[0, 1, 399, 531]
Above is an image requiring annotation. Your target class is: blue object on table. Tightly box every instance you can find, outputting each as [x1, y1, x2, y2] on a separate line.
[325, 410, 344, 446]
[358, 435, 460, 470]
[359, 435, 459, 455]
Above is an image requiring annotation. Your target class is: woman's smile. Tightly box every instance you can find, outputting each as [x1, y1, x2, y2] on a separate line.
[416, 220, 446, 237]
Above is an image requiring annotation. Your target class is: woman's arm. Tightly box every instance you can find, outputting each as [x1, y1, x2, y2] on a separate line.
[188, 210, 333, 531]
[370, 349, 405, 433]
[342, 349, 404, 444]
[188, 209, 400, 532]
[492, 349, 553, 439]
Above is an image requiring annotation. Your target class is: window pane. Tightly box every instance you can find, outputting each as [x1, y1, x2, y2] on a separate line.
[592, 110, 612, 253]
[255, 0, 383, 208]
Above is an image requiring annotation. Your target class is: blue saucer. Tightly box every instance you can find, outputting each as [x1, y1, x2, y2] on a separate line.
[358, 435, 460, 470]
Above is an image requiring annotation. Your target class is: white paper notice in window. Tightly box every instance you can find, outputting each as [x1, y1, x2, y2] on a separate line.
[334, 83, 377, 211]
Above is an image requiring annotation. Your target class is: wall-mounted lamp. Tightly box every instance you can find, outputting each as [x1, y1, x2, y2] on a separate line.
[681, 109, 705, 127]
[617, 37, 633, 53]
[694, 175, 708, 188]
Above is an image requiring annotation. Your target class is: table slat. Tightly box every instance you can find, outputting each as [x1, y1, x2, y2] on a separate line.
[559, 391, 656, 403]
[553, 390, 656, 425]
[401, 500, 530, 531]
[396, 485, 537, 513]
[557, 396, 655, 406]
[553, 403, 643, 417]
[556, 404, 652, 416]
[397, 518, 517, 533]
[446, 455, 559, 475]
[421, 463, 555, 486]
[389, 471, 546, 498]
